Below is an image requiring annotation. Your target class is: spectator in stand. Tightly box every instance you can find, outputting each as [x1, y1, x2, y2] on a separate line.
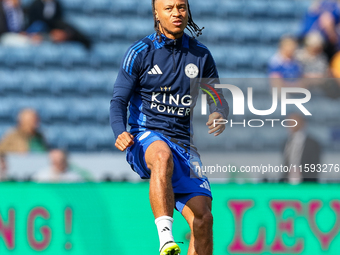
[0, 108, 48, 153]
[282, 113, 321, 184]
[330, 50, 340, 77]
[0, 0, 35, 45]
[296, 31, 329, 78]
[0, 153, 7, 181]
[299, 0, 340, 61]
[32, 149, 84, 183]
[0, 0, 24, 35]
[268, 36, 304, 88]
[329, 50, 340, 96]
[26, 0, 92, 49]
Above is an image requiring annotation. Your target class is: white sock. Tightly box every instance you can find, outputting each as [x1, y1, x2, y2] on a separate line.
[155, 216, 175, 251]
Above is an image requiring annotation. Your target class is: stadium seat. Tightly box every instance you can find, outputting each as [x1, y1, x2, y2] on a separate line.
[260, 22, 291, 43]
[60, 126, 90, 151]
[58, 0, 83, 12]
[217, 1, 244, 17]
[91, 44, 125, 67]
[293, 0, 311, 18]
[232, 22, 262, 43]
[87, 126, 115, 151]
[126, 19, 154, 41]
[68, 99, 98, 123]
[82, 0, 111, 14]
[42, 125, 63, 148]
[243, 0, 270, 18]
[61, 44, 90, 67]
[33, 44, 65, 67]
[40, 99, 70, 123]
[251, 46, 277, 71]
[93, 99, 111, 124]
[22, 72, 50, 95]
[49, 71, 80, 96]
[202, 21, 234, 43]
[1, 47, 34, 67]
[65, 16, 102, 39]
[0, 71, 23, 95]
[0, 98, 17, 122]
[190, 0, 218, 17]
[268, 0, 296, 18]
[99, 21, 126, 42]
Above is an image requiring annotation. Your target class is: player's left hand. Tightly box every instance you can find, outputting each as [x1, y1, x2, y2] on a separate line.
[206, 112, 225, 136]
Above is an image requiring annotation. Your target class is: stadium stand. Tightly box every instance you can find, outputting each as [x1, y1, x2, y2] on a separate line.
[0, 0, 337, 152]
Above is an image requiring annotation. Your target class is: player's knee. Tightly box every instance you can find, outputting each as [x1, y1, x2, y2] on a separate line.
[155, 150, 173, 168]
[194, 211, 213, 231]
[148, 149, 173, 175]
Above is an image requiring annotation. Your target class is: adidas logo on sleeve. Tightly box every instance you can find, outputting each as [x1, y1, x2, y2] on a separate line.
[148, 65, 163, 75]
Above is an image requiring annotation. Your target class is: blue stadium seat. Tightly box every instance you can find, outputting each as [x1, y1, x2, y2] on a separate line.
[0, 98, 17, 122]
[33, 44, 64, 67]
[260, 22, 290, 43]
[49, 71, 80, 96]
[293, 0, 311, 18]
[60, 126, 89, 151]
[126, 19, 154, 41]
[99, 20, 126, 41]
[68, 99, 97, 123]
[202, 21, 234, 43]
[269, 0, 296, 18]
[58, 0, 83, 12]
[136, 1, 153, 16]
[40, 99, 70, 123]
[91, 44, 125, 67]
[110, 0, 140, 15]
[243, 0, 270, 18]
[216, 47, 252, 70]
[1, 47, 34, 67]
[251, 46, 276, 71]
[43, 125, 63, 148]
[82, 0, 111, 14]
[87, 126, 115, 151]
[22, 72, 49, 95]
[218, 1, 244, 17]
[0, 71, 23, 94]
[232, 22, 261, 43]
[61, 44, 90, 67]
[190, 0, 218, 16]
[65, 16, 101, 39]
[93, 100, 111, 124]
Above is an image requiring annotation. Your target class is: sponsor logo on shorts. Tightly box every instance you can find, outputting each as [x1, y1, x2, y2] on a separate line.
[200, 181, 211, 191]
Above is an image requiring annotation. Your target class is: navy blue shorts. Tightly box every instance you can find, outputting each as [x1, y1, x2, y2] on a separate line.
[126, 130, 212, 213]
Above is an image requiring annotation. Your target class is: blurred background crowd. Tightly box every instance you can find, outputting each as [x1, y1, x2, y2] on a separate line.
[0, 0, 340, 184]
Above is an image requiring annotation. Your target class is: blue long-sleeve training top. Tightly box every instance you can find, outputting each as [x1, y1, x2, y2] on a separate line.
[110, 32, 229, 145]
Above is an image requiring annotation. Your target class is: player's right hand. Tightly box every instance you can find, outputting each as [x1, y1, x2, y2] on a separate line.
[115, 132, 134, 152]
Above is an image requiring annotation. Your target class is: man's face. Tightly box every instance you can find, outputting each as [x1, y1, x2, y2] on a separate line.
[18, 110, 39, 136]
[154, 0, 188, 39]
[280, 39, 297, 59]
[50, 150, 67, 174]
